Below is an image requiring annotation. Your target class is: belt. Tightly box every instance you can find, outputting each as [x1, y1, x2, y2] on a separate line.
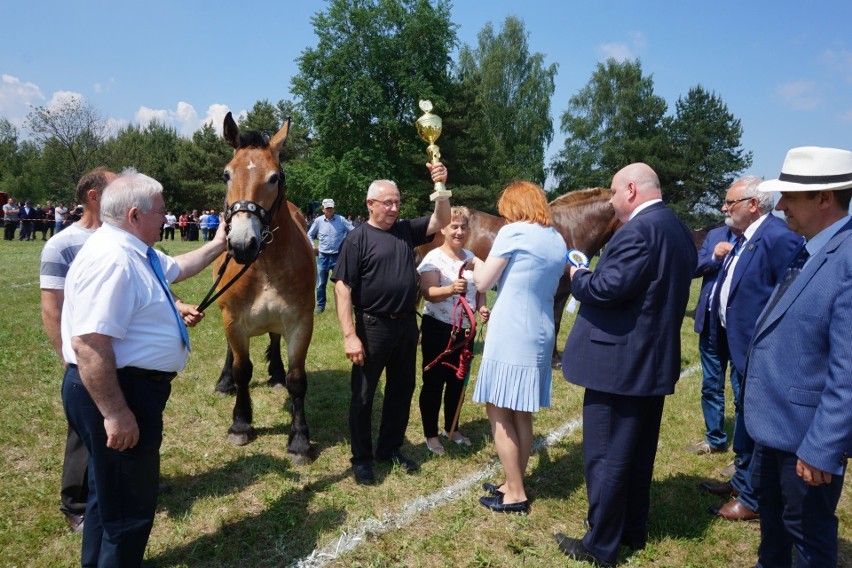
[319, 251, 339, 256]
[118, 366, 177, 383]
[357, 310, 413, 319]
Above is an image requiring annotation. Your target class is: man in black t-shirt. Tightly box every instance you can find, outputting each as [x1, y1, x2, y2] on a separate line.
[332, 163, 449, 485]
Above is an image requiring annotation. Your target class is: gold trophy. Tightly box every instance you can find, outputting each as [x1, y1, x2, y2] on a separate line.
[415, 100, 451, 201]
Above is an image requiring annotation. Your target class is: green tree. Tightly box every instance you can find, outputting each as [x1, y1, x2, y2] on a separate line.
[668, 85, 752, 221]
[291, 0, 456, 217]
[24, 96, 109, 194]
[456, 16, 557, 187]
[239, 100, 280, 139]
[550, 58, 669, 192]
[172, 122, 233, 212]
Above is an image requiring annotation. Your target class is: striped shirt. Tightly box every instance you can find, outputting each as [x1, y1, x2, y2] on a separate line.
[39, 223, 96, 290]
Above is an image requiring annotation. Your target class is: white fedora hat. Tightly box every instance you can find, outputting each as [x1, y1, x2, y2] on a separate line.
[759, 146, 852, 192]
[321, 198, 335, 208]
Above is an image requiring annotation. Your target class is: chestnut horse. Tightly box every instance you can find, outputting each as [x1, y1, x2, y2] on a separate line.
[212, 112, 315, 463]
[417, 188, 620, 367]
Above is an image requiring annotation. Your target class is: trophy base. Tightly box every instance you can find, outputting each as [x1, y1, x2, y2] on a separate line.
[430, 187, 452, 202]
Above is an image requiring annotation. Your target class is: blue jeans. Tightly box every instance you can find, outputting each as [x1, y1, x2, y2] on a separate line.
[698, 329, 730, 449]
[315, 253, 338, 309]
[729, 365, 758, 511]
[63, 365, 171, 568]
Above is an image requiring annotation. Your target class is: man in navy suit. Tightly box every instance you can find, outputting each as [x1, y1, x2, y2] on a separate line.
[555, 163, 696, 566]
[701, 177, 802, 521]
[745, 146, 852, 566]
[687, 224, 739, 456]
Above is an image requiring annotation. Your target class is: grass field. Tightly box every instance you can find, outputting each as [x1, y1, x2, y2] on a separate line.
[0, 237, 849, 567]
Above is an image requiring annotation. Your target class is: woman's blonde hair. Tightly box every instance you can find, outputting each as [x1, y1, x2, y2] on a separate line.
[497, 181, 553, 226]
[450, 205, 471, 224]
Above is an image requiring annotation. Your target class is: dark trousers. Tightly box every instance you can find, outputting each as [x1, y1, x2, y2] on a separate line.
[63, 365, 171, 568]
[582, 389, 665, 564]
[3, 221, 16, 240]
[419, 315, 467, 438]
[752, 444, 844, 567]
[60, 425, 89, 517]
[349, 312, 418, 464]
[19, 220, 32, 240]
[163, 227, 174, 240]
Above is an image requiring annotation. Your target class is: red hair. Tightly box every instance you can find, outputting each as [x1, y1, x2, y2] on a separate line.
[497, 181, 553, 226]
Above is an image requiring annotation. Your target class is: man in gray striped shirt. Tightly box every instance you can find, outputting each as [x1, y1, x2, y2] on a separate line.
[40, 168, 116, 533]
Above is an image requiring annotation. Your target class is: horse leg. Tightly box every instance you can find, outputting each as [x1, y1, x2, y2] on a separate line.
[227, 334, 255, 446]
[214, 343, 237, 395]
[265, 332, 287, 390]
[551, 274, 573, 369]
[283, 324, 313, 463]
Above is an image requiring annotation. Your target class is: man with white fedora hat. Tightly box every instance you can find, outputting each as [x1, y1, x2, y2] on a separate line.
[744, 146, 852, 566]
[307, 198, 353, 313]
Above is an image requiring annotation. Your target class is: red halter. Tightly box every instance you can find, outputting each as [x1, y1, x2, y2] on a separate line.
[424, 264, 477, 380]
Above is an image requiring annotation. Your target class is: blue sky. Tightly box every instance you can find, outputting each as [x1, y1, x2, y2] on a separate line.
[2, 0, 851, 188]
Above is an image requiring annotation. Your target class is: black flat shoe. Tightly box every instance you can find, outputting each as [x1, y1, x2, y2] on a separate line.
[478, 494, 529, 514]
[353, 463, 375, 485]
[482, 482, 504, 496]
[555, 533, 614, 566]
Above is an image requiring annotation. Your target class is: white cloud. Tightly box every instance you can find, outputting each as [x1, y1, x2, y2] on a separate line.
[47, 90, 85, 110]
[136, 106, 171, 128]
[0, 74, 46, 128]
[596, 42, 634, 62]
[135, 102, 244, 137]
[203, 104, 232, 135]
[775, 81, 821, 111]
[93, 78, 115, 94]
[596, 31, 646, 62]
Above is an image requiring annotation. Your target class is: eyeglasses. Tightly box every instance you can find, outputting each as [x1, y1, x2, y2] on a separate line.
[722, 196, 752, 208]
[370, 199, 401, 209]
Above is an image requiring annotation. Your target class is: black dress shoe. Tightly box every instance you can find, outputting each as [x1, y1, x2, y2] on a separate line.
[353, 463, 375, 485]
[380, 451, 419, 473]
[699, 479, 739, 497]
[478, 494, 529, 514]
[555, 533, 614, 566]
[482, 482, 504, 496]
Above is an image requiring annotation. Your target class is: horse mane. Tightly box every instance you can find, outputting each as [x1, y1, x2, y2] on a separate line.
[236, 130, 270, 149]
[549, 187, 611, 207]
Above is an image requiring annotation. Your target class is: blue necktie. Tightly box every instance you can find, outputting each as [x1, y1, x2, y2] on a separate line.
[147, 247, 191, 350]
[760, 244, 810, 321]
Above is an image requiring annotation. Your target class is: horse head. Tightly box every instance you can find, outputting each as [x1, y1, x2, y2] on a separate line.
[222, 111, 290, 264]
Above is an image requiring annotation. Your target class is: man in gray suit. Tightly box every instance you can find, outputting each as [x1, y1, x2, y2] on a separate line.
[745, 146, 852, 566]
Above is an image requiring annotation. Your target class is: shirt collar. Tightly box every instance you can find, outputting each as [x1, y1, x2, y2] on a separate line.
[805, 214, 851, 256]
[628, 199, 662, 221]
[101, 222, 149, 258]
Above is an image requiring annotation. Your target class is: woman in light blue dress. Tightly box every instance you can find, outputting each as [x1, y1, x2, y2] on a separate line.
[470, 181, 567, 514]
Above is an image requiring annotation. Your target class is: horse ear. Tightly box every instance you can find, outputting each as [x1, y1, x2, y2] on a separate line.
[270, 116, 291, 153]
[223, 112, 240, 149]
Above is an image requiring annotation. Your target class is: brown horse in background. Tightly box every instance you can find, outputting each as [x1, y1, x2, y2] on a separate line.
[417, 188, 620, 367]
[212, 112, 315, 463]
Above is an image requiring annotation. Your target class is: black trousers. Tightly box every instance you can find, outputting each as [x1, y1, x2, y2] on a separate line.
[582, 389, 665, 564]
[419, 315, 467, 438]
[349, 312, 418, 465]
[4, 221, 17, 240]
[60, 424, 89, 517]
[752, 444, 844, 567]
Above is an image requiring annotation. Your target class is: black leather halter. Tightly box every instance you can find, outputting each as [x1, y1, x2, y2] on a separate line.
[196, 166, 285, 312]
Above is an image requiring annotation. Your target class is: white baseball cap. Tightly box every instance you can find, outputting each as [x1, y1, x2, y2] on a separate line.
[322, 199, 335, 209]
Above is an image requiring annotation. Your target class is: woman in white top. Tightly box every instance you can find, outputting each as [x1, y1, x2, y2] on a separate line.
[417, 207, 489, 455]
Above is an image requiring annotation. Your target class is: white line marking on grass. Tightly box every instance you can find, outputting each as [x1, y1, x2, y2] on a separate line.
[292, 364, 701, 568]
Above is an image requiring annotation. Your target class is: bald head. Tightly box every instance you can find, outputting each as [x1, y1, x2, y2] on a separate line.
[609, 162, 662, 223]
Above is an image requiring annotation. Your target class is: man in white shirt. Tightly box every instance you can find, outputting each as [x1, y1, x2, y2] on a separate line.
[61, 168, 226, 567]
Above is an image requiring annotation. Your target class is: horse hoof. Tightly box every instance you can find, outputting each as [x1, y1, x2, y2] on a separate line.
[288, 451, 313, 466]
[227, 431, 253, 446]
